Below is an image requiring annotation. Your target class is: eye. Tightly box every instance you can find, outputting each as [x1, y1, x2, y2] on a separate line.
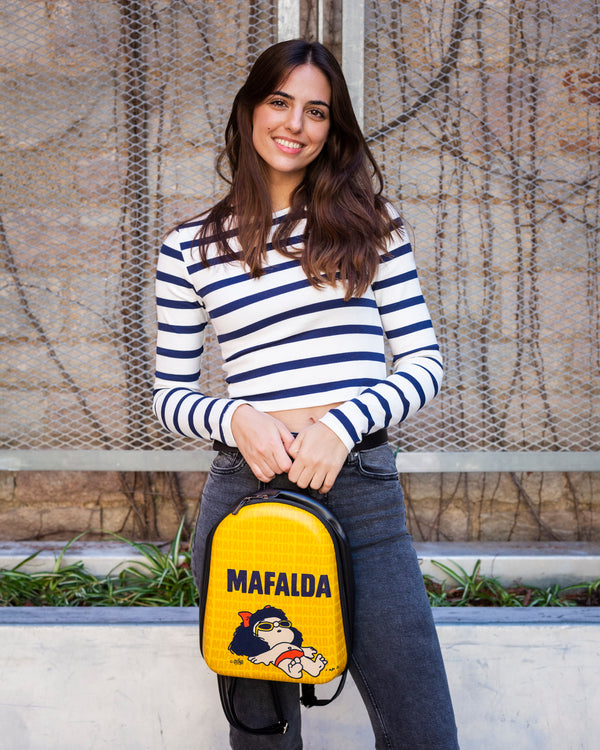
[307, 107, 327, 120]
[268, 97, 287, 108]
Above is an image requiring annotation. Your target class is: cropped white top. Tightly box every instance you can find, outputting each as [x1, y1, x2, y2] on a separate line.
[153, 206, 443, 451]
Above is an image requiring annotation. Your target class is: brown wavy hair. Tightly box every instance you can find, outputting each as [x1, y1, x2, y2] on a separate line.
[197, 39, 395, 300]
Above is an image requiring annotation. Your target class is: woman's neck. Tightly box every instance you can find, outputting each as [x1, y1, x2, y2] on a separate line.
[271, 195, 290, 212]
[267, 173, 303, 212]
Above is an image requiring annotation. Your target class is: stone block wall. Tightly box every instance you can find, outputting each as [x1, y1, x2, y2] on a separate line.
[0, 1, 598, 543]
[1, 469, 599, 543]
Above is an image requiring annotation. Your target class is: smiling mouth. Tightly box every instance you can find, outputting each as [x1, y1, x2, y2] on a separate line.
[273, 137, 304, 151]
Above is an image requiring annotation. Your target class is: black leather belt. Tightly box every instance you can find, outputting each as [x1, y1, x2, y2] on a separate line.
[213, 428, 388, 455]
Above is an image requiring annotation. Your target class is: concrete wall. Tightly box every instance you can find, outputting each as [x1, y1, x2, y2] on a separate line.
[1, 607, 598, 750]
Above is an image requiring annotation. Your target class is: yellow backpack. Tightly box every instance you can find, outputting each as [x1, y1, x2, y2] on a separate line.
[199, 488, 354, 735]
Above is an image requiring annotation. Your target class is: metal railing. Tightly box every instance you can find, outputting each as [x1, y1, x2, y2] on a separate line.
[0, 0, 598, 472]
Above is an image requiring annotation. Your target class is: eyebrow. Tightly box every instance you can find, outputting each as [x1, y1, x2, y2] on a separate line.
[270, 90, 330, 109]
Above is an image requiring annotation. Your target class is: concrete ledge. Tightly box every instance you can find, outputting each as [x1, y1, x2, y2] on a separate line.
[3, 540, 600, 585]
[416, 541, 600, 586]
[1, 605, 599, 627]
[0, 540, 159, 576]
[1, 607, 599, 749]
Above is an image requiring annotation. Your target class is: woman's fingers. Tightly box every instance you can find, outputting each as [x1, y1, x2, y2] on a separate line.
[230, 404, 294, 479]
[288, 422, 349, 493]
[230, 406, 350, 490]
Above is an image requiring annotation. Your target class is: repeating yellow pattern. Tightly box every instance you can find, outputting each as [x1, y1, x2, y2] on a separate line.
[202, 502, 347, 684]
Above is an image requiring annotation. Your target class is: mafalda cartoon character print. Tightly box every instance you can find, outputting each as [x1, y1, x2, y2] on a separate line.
[229, 605, 327, 679]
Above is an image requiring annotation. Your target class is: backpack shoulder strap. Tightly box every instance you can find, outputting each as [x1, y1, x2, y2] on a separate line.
[300, 670, 349, 708]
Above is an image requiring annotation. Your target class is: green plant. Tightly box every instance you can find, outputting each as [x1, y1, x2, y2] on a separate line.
[1, 536, 599, 608]
[0, 521, 198, 607]
[424, 560, 594, 608]
[109, 518, 197, 606]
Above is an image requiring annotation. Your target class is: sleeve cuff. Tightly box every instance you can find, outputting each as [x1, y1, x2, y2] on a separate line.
[318, 412, 357, 452]
[220, 400, 251, 446]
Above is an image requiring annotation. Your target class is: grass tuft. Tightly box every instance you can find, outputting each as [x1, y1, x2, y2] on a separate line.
[0, 520, 197, 607]
[424, 559, 600, 607]
[1, 532, 599, 607]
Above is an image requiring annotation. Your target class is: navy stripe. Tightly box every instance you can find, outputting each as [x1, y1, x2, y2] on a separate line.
[391, 345, 440, 362]
[187, 398, 205, 439]
[155, 370, 200, 383]
[396, 388, 411, 422]
[372, 269, 418, 291]
[156, 296, 202, 310]
[160, 244, 184, 261]
[158, 321, 207, 334]
[397, 372, 426, 408]
[226, 324, 383, 363]
[387, 319, 433, 339]
[423, 354, 444, 373]
[203, 398, 216, 435]
[378, 295, 424, 316]
[187, 231, 304, 275]
[329, 410, 360, 444]
[218, 399, 236, 443]
[160, 387, 189, 429]
[242, 378, 381, 402]
[157, 346, 203, 359]
[157, 270, 194, 289]
[187, 251, 240, 271]
[351, 398, 375, 433]
[195, 257, 301, 297]
[362, 387, 393, 426]
[388, 215, 404, 231]
[178, 217, 205, 231]
[226, 351, 385, 384]
[173, 391, 198, 436]
[179, 227, 237, 253]
[415, 362, 441, 396]
[218, 298, 376, 344]
[210, 278, 311, 319]
[379, 241, 411, 263]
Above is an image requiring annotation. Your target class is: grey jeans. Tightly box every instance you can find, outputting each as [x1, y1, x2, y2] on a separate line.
[192, 443, 459, 750]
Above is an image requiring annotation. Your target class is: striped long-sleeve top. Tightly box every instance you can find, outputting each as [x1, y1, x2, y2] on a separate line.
[153, 205, 443, 451]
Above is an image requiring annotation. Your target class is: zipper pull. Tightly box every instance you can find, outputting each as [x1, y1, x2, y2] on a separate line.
[232, 489, 277, 514]
[232, 497, 250, 515]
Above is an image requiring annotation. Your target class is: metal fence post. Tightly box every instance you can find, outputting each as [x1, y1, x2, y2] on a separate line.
[278, 0, 301, 41]
[342, 0, 365, 128]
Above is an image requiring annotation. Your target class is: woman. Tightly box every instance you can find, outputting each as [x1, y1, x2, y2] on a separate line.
[154, 39, 459, 750]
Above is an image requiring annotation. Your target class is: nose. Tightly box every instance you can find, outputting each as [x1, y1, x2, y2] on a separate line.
[285, 105, 303, 133]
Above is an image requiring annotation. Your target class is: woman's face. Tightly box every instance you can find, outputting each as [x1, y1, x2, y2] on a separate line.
[252, 64, 331, 200]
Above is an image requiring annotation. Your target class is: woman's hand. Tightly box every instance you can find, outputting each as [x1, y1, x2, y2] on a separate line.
[230, 404, 295, 482]
[287, 421, 349, 494]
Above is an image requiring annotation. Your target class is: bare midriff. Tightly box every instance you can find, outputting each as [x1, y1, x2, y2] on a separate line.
[266, 402, 343, 433]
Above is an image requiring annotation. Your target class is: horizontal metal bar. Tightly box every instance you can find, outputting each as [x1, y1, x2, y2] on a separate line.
[394, 452, 600, 473]
[0, 450, 216, 472]
[0, 450, 599, 472]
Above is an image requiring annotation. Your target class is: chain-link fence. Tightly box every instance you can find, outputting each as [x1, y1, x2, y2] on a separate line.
[0, 0, 598, 471]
